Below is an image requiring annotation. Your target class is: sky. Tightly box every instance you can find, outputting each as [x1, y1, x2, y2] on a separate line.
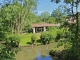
[37, 0, 66, 15]
[37, 0, 80, 15]
[0, 0, 80, 15]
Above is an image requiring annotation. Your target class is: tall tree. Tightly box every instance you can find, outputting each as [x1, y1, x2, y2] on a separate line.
[51, 0, 80, 45]
[51, 5, 67, 23]
[0, 0, 38, 60]
[0, 0, 38, 34]
[40, 11, 50, 22]
[51, 0, 80, 59]
[75, 0, 80, 47]
[64, 0, 74, 14]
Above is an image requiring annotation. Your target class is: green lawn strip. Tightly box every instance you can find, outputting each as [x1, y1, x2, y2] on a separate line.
[19, 32, 56, 46]
[19, 33, 41, 46]
[19, 33, 32, 46]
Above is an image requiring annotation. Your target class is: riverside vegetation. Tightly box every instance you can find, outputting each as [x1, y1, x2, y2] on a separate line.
[0, 0, 80, 60]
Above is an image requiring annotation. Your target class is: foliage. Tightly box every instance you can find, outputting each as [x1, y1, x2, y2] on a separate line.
[0, 0, 38, 34]
[50, 0, 80, 59]
[0, 45, 19, 60]
[31, 34, 36, 45]
[0, 31, 6, 41]
[57, 42, 63, 48]
[0, 34, 20, 60]
[47, 27, 67, 42]
[48, 27, 58, 38]
[5, 34, 20, 47]
[40, 11, 50, 22]
[63, 47, 80, 60]
[48, 27, 56, 31]
[55, 28, 65, 42]
[31, 34, 36, 41]
[51, 5, 67, 23]
[47, 17, 56, 23]
[40, 32, 52, 44]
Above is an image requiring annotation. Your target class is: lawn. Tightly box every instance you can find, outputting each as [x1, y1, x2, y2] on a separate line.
[19, 33, 41, 46]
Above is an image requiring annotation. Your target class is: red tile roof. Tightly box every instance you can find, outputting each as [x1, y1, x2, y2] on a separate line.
[32, 23, 57, 28]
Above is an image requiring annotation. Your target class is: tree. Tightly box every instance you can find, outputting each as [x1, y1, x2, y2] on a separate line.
[40, 11, 50, 22]
[51, 0, 80, 59]
[64, 0, 80, 47]
[0, 0, 38, 34]
[64, 0, 74, 15]
[47, 17, 55, 23]
[0, 0, 38, 60]
[51, 5, 67, 23]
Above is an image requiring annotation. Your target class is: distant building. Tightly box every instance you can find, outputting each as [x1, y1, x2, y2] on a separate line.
[32, 23, 58, 33]
[66, 17, 76, 24]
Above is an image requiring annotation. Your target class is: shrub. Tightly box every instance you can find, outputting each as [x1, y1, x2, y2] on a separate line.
[63, 48, 79, 60]
[0, 45, 19, 60]
[48, 27, 59, 42]
[40, 32, 52, 44]
[31, 34, 36, 45]
[47, 27, 56, 31]
[55, 28, 64, 42]
[57, 42, 63, 48]
[0, 31, 6, 41]
[0, 34, 20, 60]
[5, 34, 20, 47]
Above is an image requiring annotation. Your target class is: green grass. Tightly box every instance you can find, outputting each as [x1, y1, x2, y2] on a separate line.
[18, 27, 60, 46]
[19, 32, 56, 46]
[19, 33, 41, 46]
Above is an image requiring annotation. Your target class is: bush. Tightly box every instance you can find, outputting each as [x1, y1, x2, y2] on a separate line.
[0, 34, 20, 60]
[63, 48, 79, 60]
[55, 33, 62, 42]
[0, 31, 6, 41]
[0, 45, 19, 60]
[55, 28, 64, 42]
[31, 34, 36, 45]
[40, 32, 52, 44]
[57, 42, 63, 48]
[5, 34, 20, 47]
[47, 27, 56, 31]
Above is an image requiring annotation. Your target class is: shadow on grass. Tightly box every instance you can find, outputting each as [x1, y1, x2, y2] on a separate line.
[26, 42, 31, 45]
[36, 39, 41, 43]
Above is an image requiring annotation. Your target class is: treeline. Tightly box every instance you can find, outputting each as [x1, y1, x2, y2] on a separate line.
[0, 0, 38, 60]
[49, 0, 80, 60]
[0, 0, 80, 60]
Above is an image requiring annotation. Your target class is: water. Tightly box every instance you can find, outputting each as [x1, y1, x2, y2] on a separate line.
[35, 53, 53, 60]
[36, 55, 52, 60]
[16, 43, 57, 60]
[33, 51, 54, 60]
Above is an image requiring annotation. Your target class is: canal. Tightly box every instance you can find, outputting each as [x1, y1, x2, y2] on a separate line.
[16, 42, 58, 60]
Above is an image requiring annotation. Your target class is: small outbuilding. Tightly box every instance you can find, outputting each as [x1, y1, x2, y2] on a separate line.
[32, 23, 58, 33]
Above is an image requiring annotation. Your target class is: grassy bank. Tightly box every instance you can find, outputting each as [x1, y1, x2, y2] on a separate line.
[19, 33, 41, 46]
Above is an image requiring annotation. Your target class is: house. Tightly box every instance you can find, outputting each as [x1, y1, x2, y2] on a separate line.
[66, 17, 76, 24]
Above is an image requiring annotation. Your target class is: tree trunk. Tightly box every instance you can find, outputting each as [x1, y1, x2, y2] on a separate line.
[75, 0, 79, 47]
[71, 1, 74, 15]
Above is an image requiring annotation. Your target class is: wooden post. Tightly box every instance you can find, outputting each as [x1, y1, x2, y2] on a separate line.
[44, 27, 46, 32]
[33, 27, 35, 33]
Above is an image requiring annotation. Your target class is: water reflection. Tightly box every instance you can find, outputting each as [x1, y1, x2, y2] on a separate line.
[16, 43, 58, 60]
[34, 53, 54, 60]
[36, 55, 53, 60]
